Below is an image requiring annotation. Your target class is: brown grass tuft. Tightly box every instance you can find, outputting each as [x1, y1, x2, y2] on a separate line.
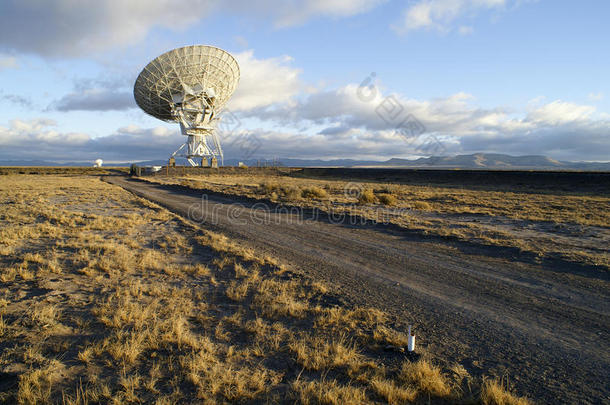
[357, 189, 376, 204]
[481, 378, 532, 405]
[412, 201, 431, 210]
[400, 359, 452, 398]
[301, 186, 328, 199]
[377, 193, 398, 206]
[290, 335, 363, 371]
[291, 379, 368, 405]
[370, 377, 418, 404]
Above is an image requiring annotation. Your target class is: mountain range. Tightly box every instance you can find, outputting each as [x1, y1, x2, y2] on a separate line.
[1, 154, 609, 171]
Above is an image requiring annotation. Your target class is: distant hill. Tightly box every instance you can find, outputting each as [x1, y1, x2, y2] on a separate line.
[376, 154, 610, 171]
[1, 153, 609, 171]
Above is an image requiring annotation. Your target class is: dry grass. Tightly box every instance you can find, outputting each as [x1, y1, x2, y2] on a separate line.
[481, 379, 533, 405]
[301, 186, 328, 199]
[400, 358, 453, 397]
[377, 193, 398, 206]
[289, 335, 363, 371]
[0, 173, 533, 404]
[370, 377, 418, 404]
[358, 189, 377, 204]
[292, 378, 369, 405]
[16, 362, 60, 404]
[144, 170, 610, 270]
[373, 325, 410, 347]
[412, 200, 431, 210]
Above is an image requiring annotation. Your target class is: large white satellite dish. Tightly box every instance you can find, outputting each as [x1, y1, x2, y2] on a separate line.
[134, 45, 240, 166]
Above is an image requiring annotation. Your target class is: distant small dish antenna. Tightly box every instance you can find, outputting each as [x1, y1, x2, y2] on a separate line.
[93, 159, 103, 167]
[134, 45, 240, 167]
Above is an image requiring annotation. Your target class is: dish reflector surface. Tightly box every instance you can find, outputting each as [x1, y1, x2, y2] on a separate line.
[134, 45, 240, 122]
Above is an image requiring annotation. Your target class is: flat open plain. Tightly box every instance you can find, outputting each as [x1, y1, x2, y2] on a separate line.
[0, 169, 607, 404]
[109, 168, 610, 404]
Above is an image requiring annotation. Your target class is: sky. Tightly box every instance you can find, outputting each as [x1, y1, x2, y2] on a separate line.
[0, 0, 608, 163]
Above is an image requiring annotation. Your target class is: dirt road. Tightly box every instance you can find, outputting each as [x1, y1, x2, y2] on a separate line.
[106, 175, 609, 404]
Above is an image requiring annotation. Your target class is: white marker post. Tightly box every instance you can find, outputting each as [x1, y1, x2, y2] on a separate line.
[408, 325, 415, 352]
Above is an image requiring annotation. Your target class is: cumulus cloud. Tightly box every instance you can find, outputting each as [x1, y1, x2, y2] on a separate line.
[222, 127, 415, 160]
[51, 89, 134, 112]
[47, 49, 302, 112]
[228, 51, 303, 112]
[394, 0, 520, 34]
[0, 119, 181, 161]
[49, 74, 135, 112]
[3, 89, 610, 163]
[0, 0, 215, 57]
[0, 0, 386, 57]
[237, 82, 610, 161]
[458, 123, 610, 162]
[0, 119, 89, 159]
[525, 100, 595, 125]
[86, 125, 183, 159]
[243, 84, 504, 134]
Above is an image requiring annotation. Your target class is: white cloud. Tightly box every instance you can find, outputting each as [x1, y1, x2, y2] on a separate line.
[0, 0, 216, 57]
[46, 50, 302, 113]
[228, 51, 303, 112]
[237, 82, 610, 161]
[48, 72, 134, 112]
[0, 119, 89, 152]
[0, 119, 182, 161]
[247, 84, 506, 134]
[526, 100, 595, 125]
[394, 0, 517, 34]
[0, 0, 386, 57]
[3, 91, 609, 163]
[588, 92, 604, 102]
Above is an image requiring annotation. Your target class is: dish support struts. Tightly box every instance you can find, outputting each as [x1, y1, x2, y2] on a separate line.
[170, 84, 223, 167]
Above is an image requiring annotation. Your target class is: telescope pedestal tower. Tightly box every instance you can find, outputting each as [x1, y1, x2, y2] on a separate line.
[169, 85, 223, 166]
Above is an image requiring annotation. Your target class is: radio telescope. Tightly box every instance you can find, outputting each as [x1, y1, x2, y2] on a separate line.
[134, 45, 240, 166]
[93, 159, 103, 167]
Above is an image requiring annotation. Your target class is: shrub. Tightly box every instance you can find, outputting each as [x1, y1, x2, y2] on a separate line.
[259, 182, 279, 194]
[301, 186, 328, 199]
[413, 201, 431, 210]
[357, 189, 376, 204]
[377, 194, 397, 206]
[281, 186, 302, 201]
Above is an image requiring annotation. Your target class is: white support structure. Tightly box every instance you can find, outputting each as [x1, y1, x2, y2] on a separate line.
[169, 84, 223, 166]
